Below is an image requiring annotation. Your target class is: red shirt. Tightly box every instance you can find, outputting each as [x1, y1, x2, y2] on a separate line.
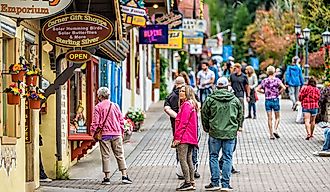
[298, 85, 321, 109]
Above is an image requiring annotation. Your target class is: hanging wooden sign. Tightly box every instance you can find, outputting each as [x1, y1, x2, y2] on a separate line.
[42, 13, 114, 48]
[65, 50, 92, 63]
[0, 0, 73, 19]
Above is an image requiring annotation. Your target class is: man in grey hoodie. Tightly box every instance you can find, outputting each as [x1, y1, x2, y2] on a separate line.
[285, 56, 304, 110]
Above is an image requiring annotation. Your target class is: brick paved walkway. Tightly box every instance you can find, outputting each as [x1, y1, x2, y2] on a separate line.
[40, 96, 330, 192]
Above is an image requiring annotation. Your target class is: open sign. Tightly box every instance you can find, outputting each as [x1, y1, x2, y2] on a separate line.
[65, 50, 91, 63]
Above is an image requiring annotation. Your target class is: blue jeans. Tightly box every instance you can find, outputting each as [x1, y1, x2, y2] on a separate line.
[322, 128, 330, 151]
[248, 103, 256, 117]
[208, 136, 235, 188]
[199, 87, 213, 104]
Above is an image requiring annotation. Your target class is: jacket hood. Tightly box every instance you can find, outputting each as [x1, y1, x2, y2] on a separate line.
[289, 65, 300, 71]
[209, 89, 236, 102]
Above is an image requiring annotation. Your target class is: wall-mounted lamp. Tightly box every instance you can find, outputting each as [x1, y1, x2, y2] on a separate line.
[42, 41, 53, 53]
[153, 4, 159, 9]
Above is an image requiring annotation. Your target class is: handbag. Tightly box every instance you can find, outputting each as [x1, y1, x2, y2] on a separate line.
[93, 103, 112, 141]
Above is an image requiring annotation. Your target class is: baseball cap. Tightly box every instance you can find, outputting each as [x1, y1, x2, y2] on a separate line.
[216, 77, 229, 88]
[228, 56, 235, 61]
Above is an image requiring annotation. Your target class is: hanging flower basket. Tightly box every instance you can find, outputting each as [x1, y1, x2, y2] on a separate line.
[7, 92, 20, 105]
[29, 99, 41, 109]
[26, 75, 38, 86]
[11, 71, 25, 82]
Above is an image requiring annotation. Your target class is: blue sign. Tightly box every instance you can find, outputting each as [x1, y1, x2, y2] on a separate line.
[250, 57, 259, 70]
[139, 25, 168, 44]
[222, 45, 233, 62]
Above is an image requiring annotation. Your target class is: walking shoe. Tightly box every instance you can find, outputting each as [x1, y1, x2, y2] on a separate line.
[102, 177, 111, 185]
[40, 178, 52, 182]
[245, 116, 252, 119]
[176, 182, 193, 191]
[221, 186, 234, 191]
[177, 174, 185, 180]
[270, 136, 275, 140]
[318, 151, 330, 157]
[205, 183, 221, 191]
[231, 169, 240, 174]
[122, 175, 132, 184]
[305, 134, 311, 140]
[194, 171, 200, 178]
[273, 133, 280, 139]
[253, 116, 257, 119]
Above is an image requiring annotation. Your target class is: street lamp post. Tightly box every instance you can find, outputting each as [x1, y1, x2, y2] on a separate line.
[302, 28, 311, 82]
[322, 28, 330, 63]
[295, 24, 302, 57]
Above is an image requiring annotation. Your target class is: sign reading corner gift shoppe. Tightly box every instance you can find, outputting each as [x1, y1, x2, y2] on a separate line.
[0, 0, 73, 19]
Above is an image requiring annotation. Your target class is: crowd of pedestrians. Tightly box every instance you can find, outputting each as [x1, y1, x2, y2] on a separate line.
[162, 55, 330, 191]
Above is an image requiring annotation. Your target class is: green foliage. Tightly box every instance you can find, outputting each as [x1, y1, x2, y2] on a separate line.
[56, 166, 70, 180]
[160, 56, 169, 100]
[126, 108, 145, 123]
[178, 51, 188, 73]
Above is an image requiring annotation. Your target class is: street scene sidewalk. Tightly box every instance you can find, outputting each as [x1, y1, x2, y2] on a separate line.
[38, 95, 330, 192]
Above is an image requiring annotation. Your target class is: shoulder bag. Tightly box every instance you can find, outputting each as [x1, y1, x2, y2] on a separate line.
[93, 103, 112, 141]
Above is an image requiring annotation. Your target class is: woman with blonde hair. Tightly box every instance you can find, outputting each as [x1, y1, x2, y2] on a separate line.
[245, 66, 258, 119]
[257, 66, 286, 140]
[173, 85, 199, 191]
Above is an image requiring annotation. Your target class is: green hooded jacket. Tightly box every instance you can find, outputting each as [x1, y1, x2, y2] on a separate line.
[201, 89, 243, 140]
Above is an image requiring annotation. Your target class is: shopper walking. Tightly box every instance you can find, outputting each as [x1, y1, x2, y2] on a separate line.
[196, 60, 215, 103]
[173, 85, 199, 191]
[285, 56, 304, 110]
[257, 66, 286, 140]
[298, 77, 321, 140]
[91, 87, 132, 185]
[245, 66, 258, 119]
[202, 77, 243, 191]
[230, 63, 250, 129]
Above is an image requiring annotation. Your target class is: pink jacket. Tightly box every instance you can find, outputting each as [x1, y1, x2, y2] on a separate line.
[91, 100, 124, 136]
[174, 101, 198, 146]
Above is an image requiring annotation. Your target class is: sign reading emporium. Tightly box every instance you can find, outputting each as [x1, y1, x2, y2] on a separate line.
[0, 0, 73, 19]
[42, 13, 114, 48]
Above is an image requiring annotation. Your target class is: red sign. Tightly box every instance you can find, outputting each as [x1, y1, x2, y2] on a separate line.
[65, 50, 92, 63]
[42, 13, 113, 48]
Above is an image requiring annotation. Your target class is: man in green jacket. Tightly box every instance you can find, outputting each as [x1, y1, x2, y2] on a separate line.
[202, 77, 243, 191]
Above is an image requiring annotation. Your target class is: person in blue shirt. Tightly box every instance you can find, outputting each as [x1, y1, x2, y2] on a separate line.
[208, 59, 219, 83]
[285, 56, 304, 110]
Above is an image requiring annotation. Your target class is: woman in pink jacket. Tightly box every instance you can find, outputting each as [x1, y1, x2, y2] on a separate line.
[173, 85, 199, 191]
[91, 87, 132, 185]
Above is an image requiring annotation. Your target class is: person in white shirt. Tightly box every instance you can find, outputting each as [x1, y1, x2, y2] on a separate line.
[196, 60, 215, 103]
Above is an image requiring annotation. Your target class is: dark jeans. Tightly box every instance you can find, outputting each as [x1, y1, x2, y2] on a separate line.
[219, 138, 237, 172]
[248, 102, 256, 117]
[238, 97, 245, 128]
[40, 151, 48, 179]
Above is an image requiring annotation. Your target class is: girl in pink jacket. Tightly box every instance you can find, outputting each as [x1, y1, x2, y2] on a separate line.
[174, 85, 199, 191]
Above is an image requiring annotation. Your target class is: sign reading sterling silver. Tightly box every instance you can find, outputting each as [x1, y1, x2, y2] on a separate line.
[0, 0, 73, 19]
[154, 10, 183, 29]
[42, 13, 114, 48]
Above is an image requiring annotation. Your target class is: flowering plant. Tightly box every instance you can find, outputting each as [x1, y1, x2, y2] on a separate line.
[9, 63, 27, 74]
[26, 67, 41, 76]
[124, 118, 134, 134]
[4, 83, 23, 95]
[125, 108, 146, 123]
[25, 88, 45, 100]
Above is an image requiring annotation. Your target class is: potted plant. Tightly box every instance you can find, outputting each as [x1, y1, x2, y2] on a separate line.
[123, 118, 134, 142]
[26, 67, 41, 86]
[9, 63, 27, 82]
[25, 88, 45, 109]
[125, 108, 146, 131]
[4, 83, 23, 105]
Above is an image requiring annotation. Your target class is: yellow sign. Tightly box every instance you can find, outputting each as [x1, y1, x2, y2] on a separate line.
[183, 37, 203, 45]
[155, 31, 183, 49]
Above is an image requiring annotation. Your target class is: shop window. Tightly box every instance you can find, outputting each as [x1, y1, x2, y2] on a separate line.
[0, 35, 20, 144]
[69, 71, 87, 135]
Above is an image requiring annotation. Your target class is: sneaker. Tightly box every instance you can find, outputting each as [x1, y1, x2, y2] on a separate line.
[194, 171, 200, 178]
[176, 182, 193, 191]
[318, 151, 330, 157]
[122, 176, 132, 184]
[245, 116, 252, 119]
[273, 133, 280, 139]
[221, 186, 234, 191]
[177, 174, 185, 180]
[205, 183, 221, 191]
[231, 169, 240, 174]
[313, 151, 320, 156]
[253, 116, 257, 119]
[102, 177, 111, 185]
[40, 178, 52, 182]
